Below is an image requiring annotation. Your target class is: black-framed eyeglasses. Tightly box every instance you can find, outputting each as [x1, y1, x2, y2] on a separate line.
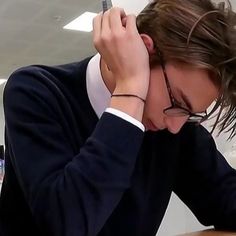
[158, 52, 208, 123]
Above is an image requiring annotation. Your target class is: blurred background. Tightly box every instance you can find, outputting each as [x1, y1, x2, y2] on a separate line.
[0, 0, 235, 235]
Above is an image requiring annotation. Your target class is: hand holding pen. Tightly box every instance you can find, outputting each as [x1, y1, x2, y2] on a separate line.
[93, 1, 150, 102]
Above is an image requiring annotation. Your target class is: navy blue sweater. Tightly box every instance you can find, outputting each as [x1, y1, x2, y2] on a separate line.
[0, 57, 236, 236]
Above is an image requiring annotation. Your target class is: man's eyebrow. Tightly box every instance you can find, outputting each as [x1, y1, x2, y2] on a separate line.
[178, 89, 206, 114]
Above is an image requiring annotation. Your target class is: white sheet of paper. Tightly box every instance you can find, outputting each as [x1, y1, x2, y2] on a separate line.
[111, 0, 150, 15]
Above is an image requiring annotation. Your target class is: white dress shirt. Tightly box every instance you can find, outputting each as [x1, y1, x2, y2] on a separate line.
[86, 54, 145, 132]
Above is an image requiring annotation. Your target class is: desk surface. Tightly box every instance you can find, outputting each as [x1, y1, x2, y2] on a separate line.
[178, 230, 236, 236]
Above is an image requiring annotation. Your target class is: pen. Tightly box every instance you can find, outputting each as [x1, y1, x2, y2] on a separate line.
[102, 0, 112, 13]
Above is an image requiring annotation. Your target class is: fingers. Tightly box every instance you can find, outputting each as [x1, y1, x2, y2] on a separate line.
[93, 13, 102, 47]
[93, 7, 127, 33]
[92, 6, 150, 101]
[92, 6, 141, 69]
[93, 7, 128, 51]
[125, 14, 138, 34]
[109, 7, 126, 32]
[101, 9, 112, 37]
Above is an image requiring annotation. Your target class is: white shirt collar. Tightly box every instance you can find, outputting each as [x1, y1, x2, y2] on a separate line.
[86, 54, 111, 118]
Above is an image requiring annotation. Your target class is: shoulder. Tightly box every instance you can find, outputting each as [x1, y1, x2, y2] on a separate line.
[5, 56, 93, 96]
[4, 65, 56, 106]
[179, 123, 216, 153]
[6, 62, 77, 87]
[180, 122, 213, 140]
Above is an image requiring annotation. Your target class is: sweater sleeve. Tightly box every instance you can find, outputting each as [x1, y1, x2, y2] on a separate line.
[174, 124, 236, 231]
[3, 67, 144, 236]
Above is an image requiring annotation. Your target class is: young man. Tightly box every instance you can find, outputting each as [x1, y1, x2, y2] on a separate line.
[1, 0, 236, 235]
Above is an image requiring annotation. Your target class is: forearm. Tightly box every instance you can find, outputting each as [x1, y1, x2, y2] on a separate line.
[11, 113, 144, 236]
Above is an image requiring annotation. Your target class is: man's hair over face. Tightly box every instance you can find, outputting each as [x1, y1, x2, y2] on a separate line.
[137, 0, 236, 138]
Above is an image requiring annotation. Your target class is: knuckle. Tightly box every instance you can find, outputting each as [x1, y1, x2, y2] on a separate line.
[101, 33, 112, 43]
[103, 10, 110, 17]
[110, 6, 117, 12]
[111, 7, 123, 13]
[93, 13, 101, 22]
[93, 38, 100, 48]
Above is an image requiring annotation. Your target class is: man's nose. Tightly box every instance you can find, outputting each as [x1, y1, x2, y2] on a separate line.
[164, 116, 189, 134]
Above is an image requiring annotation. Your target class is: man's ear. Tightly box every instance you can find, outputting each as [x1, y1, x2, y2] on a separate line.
[140, 34, 156, 54]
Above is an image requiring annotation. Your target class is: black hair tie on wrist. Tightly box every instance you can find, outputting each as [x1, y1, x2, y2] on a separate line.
[111, 94, 146, 103]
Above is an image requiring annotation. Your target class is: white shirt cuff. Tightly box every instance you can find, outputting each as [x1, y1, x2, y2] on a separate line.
[105, 108, 145, 132]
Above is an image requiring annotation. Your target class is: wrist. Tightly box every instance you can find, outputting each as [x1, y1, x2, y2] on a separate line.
[114, 79, 149, 100]
[110, 95, 145, 122]
[111, 94, 146, 103]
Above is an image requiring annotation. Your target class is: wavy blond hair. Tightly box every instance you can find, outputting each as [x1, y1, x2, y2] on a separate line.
[137, 0, 236, 138]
